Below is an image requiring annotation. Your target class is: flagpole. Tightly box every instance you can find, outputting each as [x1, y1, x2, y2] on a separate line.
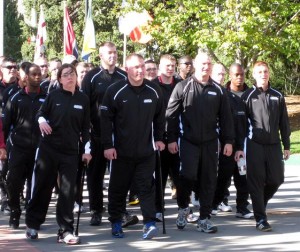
[123, 33, 126, 67]
[0, 0, 4, 55]
[63, 1, 66, 57]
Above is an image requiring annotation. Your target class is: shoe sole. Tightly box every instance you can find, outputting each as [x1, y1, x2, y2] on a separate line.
[198, 228, 218, 233]
[236, 213, 254, 219]
[143, 228, 158, 240]
[112, 233, 124, 238]
[58, 238, 81, 245]
[256, 226, 272, 232]
[128, 200, 140, 205]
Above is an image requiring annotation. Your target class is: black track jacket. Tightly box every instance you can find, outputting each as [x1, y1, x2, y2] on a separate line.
[2, 88, 47, 150]
[36, 88, 90, 155]
[241, 85, 290, 150]
[166, 76, 234, 145]
[225, 82, 249, 151]
[100, 79, 165, 159]
[81, 66, 127, 137]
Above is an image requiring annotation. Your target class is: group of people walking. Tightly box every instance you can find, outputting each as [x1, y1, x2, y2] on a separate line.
[0, 40, 291, 245]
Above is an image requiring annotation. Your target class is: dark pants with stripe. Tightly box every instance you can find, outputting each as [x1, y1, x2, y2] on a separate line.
[108, 153, 156, 224]
[86, 135, 108, 213]
[246, 139, 284, 222]
[6, 146, 35, 212]
[213, 149, 249, 210]
[25, 142, 78, 233]
[177, 138, 218, 220]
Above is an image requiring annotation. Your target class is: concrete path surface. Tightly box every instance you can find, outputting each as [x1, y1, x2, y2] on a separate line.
[0, 154, 299, 252]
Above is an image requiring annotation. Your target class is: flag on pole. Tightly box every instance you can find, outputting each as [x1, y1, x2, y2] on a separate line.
[34, 6, 47, 60]
[118, 10, 153, 44]
[81, 0, 96, 61]
[64, 6, 79, 59]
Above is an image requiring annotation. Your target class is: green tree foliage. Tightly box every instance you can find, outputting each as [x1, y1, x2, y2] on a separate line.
[3, 0, 23, 60]
[135, 0, 300, 93]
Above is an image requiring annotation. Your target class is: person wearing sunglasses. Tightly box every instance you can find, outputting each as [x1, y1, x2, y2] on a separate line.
[34, 57, 49, 80]
[176, 55, 194, 80]
[144, 59, 158, 81]
[0, 57, 19, 216]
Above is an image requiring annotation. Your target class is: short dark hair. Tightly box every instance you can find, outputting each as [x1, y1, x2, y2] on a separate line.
[57, 63, 77, 80]
[2, 57, 16, 66]
[145, 59, 157, 65]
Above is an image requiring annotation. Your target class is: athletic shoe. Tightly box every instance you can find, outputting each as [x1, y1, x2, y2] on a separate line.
[73, 202, 86, 213]
[256, 219, 272, 232]
[57, 231, 80, 245]
[142, 221, 158, 240]
[122, 211, 139, 227]
[128, 195, 139, 205]
[187, 209, 198, 223]
[9, 209, 21, 229]
[211, 206, 219, 215]
[26, 227, 38, 240]
[191, 191, 200, 207]
[90, 211, 102, 226]
[176, 207, 189, 229]
[1, 200, 10, 215]
[112, 222, 124, 238]
[197, 218, 218, 233]
[218, 201, 232, 212]
[155, 212, 163, 222]
[236, 208, 254, 219]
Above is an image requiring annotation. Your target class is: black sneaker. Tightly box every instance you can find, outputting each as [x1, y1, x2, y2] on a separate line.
[9, 209, 21, 229]
[236, 207, 254, 219]
[122, 211, 139, 227]
[26, 227, 38, 240]
[256, 219, 272, 232]
[90, 211, 102, 226]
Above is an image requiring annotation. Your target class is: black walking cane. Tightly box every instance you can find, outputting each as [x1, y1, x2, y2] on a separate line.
[156, 150, 166, 234]
[75, 162, 87, 237]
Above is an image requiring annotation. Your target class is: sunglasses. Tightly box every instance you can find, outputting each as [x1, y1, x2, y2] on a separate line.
[180, 62, 193, 66]
[39, 65, 48, 68]
[3, 65, 17, 70]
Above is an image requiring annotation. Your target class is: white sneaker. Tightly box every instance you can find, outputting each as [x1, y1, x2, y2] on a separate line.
[191, 192, 200, 207]
[218, 202, 232, 212]
[187, 211, 199, 223]
[211, 208, 219, 215]
[73, 202, 84, 213]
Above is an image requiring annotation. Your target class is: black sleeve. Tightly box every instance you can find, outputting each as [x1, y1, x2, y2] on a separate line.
[279, 96, 291, 150]
[2, 96, 15, 141]
[165, 83, 183, 143]
[153, 85, 165, 142]
[100, 88, 114, 150]
[218, 89, 235, 145]
[36, 93, 51, 123]
[81, 96, 91, 153]
[234, 101, 247, 151]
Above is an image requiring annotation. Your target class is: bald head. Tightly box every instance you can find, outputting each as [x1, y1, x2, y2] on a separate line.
[211, 63, 226, 85]
[194, 52, 212, 82]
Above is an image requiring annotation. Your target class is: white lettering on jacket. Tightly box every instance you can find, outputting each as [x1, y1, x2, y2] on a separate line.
[74, 105, 83, 109]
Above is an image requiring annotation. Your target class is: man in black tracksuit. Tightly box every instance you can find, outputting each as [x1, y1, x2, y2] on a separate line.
[238, 61, 290, 232]
[152, 54, 181, 217]
[166, 52, 234, 233]
[81, 42, 129, 226]
[2, 64, 46, 229]
[25, 64, 91, 244]
[101, 54, 165, 239]
[212, 63, 253, 218]
[0, 57, 19, 213]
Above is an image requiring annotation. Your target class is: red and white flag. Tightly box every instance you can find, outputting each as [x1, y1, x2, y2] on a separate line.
[64, 6, 79, 58]
[34, 6, 47, 60]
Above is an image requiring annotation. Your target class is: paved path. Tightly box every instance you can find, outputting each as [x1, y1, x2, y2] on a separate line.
[0, 155, 299, 251]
